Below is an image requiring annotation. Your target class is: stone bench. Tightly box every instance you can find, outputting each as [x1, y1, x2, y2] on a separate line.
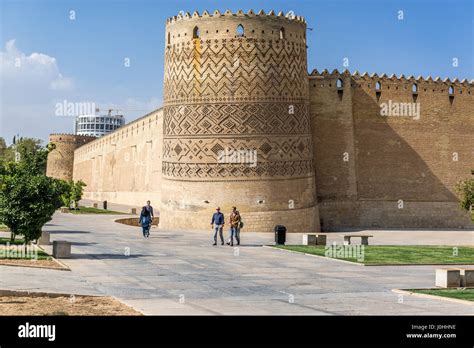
[52, 241, 71, 259]
[436, 268, 474, 288]
[339, 234, 373, 245]
[302, 233, 328, 246]
[460, 269, 474, 287]
[436, 268, 461, 288]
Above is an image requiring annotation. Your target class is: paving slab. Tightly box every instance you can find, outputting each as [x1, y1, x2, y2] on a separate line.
[0, 212, 473, 315]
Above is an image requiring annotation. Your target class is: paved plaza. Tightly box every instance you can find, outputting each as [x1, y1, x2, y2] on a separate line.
[0, 212, 473, 315]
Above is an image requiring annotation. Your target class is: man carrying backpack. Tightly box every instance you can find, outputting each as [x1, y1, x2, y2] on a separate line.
[227, 206, 242, 246]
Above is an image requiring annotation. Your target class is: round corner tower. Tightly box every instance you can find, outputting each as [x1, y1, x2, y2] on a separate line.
[160, 9, 320, 232]
[46, 133, 96, 181]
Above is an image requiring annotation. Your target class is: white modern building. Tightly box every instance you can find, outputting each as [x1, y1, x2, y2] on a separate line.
[75, 112, 125, 137]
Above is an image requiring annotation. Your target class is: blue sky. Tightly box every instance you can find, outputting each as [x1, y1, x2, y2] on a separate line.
[0, 0, 472, 144]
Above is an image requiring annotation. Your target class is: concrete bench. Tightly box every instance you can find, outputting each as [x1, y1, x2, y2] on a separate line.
[339, 234, 373, 245]
[460, 269, 474, 287]
[302, 233, 328, 246]
[436, 268, 461, 288]
[52, 241, 71, 259]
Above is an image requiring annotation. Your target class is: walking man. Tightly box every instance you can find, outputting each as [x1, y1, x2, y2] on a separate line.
[227, 206, 241, 246]
[211, 207, 225, 245]
[139, 206, 152, 238]
[145, 200, 154, 219]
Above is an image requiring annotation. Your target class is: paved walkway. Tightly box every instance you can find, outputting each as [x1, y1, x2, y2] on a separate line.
[0, 212, 473, 315]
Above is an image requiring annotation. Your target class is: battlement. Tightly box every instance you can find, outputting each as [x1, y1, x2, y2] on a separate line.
[309, 69, 473, 87]
[49, 134, 96, 144]
[166, 9, 306, 25]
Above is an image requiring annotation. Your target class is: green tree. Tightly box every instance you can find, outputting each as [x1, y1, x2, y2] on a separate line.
[455, 178, 474, 212]
[71, 180, 86, 209]
[0, 137, 6, 158]
[0, 140, 69, 245]
[0, 174, 68, 245]
[60, 180, 86, 209]
[0, 137, 45, 172]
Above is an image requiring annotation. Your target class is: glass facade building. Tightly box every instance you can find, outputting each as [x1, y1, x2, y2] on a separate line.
[75, 114, 125, 137]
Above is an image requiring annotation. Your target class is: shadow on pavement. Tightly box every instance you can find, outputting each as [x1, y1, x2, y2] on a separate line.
[70, 253, 149, 260]
[49, 230, 91, 234]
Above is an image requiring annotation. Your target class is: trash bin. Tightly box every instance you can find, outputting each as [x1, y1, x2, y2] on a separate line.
[274, 225, 286, 245]
[103, 200, 107, 210]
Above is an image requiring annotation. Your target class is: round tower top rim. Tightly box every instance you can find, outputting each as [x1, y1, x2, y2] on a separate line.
[49, 133, 97, 138]
[166, 9, 306, 25]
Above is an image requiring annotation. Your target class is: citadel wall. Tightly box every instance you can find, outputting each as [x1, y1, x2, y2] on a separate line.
[310, 70, 473, 230]
[72, 109, 163, 207]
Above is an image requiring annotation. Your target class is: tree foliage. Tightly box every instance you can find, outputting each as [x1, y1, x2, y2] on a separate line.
[0, 138, 69, 244]
[455, 178, 474, 212]
[61, 180, 87, 209]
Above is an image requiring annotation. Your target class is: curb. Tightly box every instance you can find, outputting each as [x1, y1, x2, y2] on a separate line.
[0, 245, 70, 271]
[36, 244, 71, 271]
[0, 261, 70, 271]
[263, 245, 364, 266]
[0, 289, 101, 298]
[392, 288, 474, 306]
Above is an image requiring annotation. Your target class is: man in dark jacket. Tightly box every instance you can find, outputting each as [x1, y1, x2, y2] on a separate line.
[211, 207, 225, 245]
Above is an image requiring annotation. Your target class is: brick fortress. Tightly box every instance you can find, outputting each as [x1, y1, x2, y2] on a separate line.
[47, 10, 473, 232]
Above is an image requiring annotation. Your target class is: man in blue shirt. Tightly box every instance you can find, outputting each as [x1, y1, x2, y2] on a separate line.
[211, 207, 225, 245]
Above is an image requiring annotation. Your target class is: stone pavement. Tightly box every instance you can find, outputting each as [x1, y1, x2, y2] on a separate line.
[0, 212, 473, 315]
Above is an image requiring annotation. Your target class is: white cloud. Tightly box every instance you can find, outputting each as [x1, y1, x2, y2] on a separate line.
[0, 40, 76, 143]
[0, 40, 161, 144]
[50, 74, 73, 91]
[0, 39, 74, 91]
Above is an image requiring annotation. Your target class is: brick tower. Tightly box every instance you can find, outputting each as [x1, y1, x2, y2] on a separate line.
[160, 10, 319, 232]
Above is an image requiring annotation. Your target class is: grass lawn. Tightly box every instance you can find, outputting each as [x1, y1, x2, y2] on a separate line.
[409, 288, 474, 302]
[274, 245, 474, 265]
[69, 206, 127, 215]
[0, 237, 25, 245]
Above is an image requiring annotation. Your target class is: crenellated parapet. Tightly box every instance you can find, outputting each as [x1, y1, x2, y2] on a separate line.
[166, 9, 306, 24]
[164, 9, 307, 50]
[48, 133, 96, 145]
[309, 69, 473, 91]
